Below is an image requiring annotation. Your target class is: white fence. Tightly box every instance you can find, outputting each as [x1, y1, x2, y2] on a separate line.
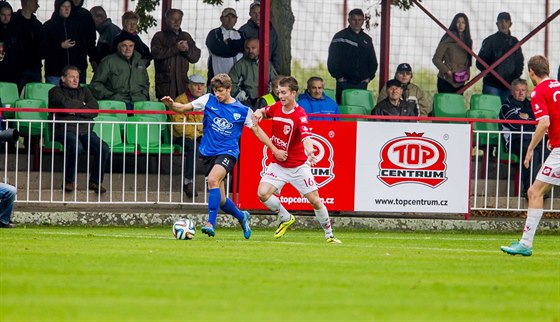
[1, 115, 558, 213]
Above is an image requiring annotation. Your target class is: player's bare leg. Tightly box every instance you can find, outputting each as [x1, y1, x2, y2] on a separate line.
[258, 182, 294, 238]
[304, 190, 341, 243]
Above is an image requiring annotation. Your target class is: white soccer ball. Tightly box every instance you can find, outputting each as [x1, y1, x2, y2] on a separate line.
[172, 219, 196, 240]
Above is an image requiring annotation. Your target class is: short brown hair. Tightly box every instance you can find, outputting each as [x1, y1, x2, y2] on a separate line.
[165, 8, 183, 19]
[210, 73, 232, 90]
[122, 11, 138, 25]
[528, 55, 549, 77]
[278, 76, 299, 92]
[511, 78, 527, 87]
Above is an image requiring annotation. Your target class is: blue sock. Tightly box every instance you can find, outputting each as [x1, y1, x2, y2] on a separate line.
[221, 198, 244, 222]
[207, 188, 221, 227]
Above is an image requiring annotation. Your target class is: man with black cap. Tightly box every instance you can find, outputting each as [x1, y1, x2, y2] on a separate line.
[206, 7, 244, 84]
[476, 12, 524, 103]
[371, 79, 417, 122]
[90, 32, 149, 110]
[378, 63, 431, 116]
[328, 8, 378, 104]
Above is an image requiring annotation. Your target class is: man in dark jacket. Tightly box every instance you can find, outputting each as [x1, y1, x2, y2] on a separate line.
[10, 0, 44, 92]
[90, 6, 120, 71]
[49, 65, 109, 194]
[0, 1, 18, 84]
[371, 79, 417, 122]
[328, 8, 378, 104]
[238, 1, 280, 72]
[206, 7, 244, 85]
[151, 8, 200, 99]
[69, 0, 96, 82]
[499, 78, 547, 197]
[476, 12, 524, 103]
[112, 11, 152, 67]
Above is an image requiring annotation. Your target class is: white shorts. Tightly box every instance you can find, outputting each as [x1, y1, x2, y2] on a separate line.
[260, 162, 318, 196]
[536, 148, 560, 186]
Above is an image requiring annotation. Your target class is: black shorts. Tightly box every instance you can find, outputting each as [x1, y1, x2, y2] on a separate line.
[201, 154, 237, 177]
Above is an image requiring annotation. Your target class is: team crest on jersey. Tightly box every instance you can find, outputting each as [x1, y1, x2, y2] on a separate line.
[377, 132, 447, 188]
[233, 113, 241, 120]
[283, 125, 291, 135]
[260, 133, 335, 188]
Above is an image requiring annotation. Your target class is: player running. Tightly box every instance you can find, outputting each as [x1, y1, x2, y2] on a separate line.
[161, 73, 286, 239]
[501, 55, 559, 256]
[253, 76, 341, 243]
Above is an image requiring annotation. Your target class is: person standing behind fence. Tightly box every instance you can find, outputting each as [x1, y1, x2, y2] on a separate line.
[206, 7, 244, 85]
[161, 73, 285, 239]
[239, 1, 280, 72]
[151, 8, 201, 100]
[112, 11, 152, 67]
[476, 12, 524, 103]
[10, 0, 44, 92]
[501, 55, 559, 257]
[90, 33, 150, 110]
[48, 65, 109, 194]
[90, 6, 120, 72]
[432, 13, 473, 95]
[170, 74, 206, 198]
[499, 78, 548, 199]
[0, 1, 18, 84]
[328, 8, 378, 105]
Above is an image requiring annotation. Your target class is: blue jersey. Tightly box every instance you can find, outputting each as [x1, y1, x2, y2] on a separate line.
[192, 94, 254, 158]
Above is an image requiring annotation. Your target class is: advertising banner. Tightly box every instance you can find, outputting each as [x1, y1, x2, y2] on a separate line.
[354, 122, 471, 213]
[238, 120, 357, 211]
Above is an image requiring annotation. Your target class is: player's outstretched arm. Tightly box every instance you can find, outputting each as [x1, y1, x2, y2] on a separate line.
[524, 117, 550, 168]
[253, 108, 268, 122]
[161, 96, 194, 114]
[251, 125, 287, 161]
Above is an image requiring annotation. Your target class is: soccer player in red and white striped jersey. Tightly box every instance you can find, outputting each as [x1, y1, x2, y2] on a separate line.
[501, 55, 560, 256]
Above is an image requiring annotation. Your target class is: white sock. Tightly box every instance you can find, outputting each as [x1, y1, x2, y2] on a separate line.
[520, 208, 543, 248]
[314, 205, 333, 238]
[263, 195, 291, 222]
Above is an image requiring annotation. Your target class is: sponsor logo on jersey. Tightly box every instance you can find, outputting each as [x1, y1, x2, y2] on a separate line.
[377, 132, 447, 188]
[213, 117, 234, 130]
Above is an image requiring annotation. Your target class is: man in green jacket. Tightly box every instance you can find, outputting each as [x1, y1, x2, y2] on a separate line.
[90, 32, 149, 110]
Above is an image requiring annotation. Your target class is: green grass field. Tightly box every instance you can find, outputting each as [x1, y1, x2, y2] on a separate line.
[1, 226, 559, 322]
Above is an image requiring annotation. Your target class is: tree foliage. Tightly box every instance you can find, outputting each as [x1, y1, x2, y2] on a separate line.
[132, 0, 160, 34]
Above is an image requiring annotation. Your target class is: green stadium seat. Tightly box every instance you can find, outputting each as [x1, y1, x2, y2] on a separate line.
[24, 82, 56, 103]
[97, 100, 128, 130]
[341, 89, 375, 114]
[433, 93, 466, 120]
[470, 94, 501, 115]
[0, 82, 20, 119]
[14, 99, 47, 136]
[125, 116, 174, 154]
[338, 104, 369, 121]
[467, 108, 500, 148]
[323, 88, 336, 101]
[133, 101, 171, 143]
[498, 135, 521, 196]
[93, 115, 135, 154]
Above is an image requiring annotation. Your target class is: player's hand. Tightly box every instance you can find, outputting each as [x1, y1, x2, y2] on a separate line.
[272, 148, 287, 162]
[523, 149, 533, 169]
[305, 148, 318, 166]
[160, 96, 174, 108]
[253, 109, 264, 122]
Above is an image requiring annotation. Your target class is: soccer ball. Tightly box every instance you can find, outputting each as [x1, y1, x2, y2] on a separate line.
[172, 219, 196, 240]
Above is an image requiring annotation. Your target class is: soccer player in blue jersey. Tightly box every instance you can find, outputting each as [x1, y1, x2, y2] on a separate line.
[161, 73, 287, 239]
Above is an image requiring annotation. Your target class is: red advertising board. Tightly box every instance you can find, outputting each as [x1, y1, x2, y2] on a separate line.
[238, 120, 357, 211]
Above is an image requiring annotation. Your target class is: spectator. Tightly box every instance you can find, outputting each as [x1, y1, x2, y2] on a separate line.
[151, 8, 201, 100]
[10, 0, 44, 92]
[170, 74, 206, 197]
[48, 65, 109, 194]
[0, 1, 18, 83]
[0, 182, 16, 228]
[372, 79, 417, 121]
[68, 0, 95, 82]
[229, 37, 277, 110]
[112, 11, 152, 67]
[238, 1, 280, 71]
[90, 33, 150, 110]
[255, 75, 283, 109]
[90, 6, 120, 71]
[43, 0, 90, 85]
[297, 76, 340, 121]
[476, 12, 524, 103]
[499, 78, 547, 198]
[328, 8, 378, 104]
[206, 7, 244, 85]
[432, 13, 473, 94]
[378, 63, 431, 116]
